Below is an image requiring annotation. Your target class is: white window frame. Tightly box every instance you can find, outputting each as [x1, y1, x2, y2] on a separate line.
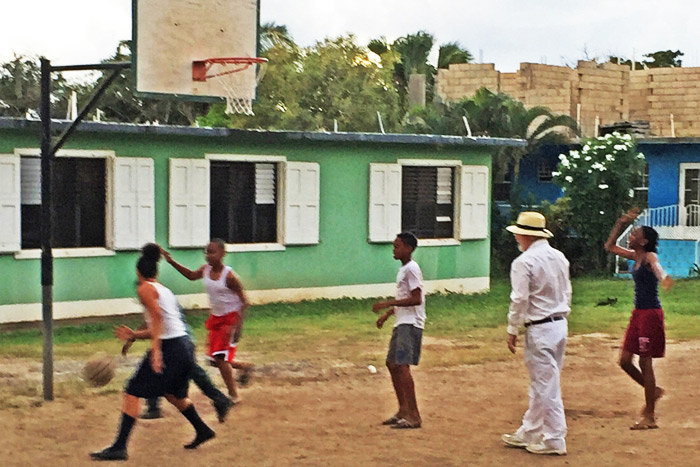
[679, 163, 700, 227]
[13, 148, 117, 259]
[200, 154, 319, 251]
[369, 159, 489, 246]
[399, 159, 462, 245]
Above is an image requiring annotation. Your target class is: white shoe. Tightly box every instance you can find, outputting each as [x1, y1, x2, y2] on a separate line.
[526, 442, 567, 456]
[501, 433, 528, 448]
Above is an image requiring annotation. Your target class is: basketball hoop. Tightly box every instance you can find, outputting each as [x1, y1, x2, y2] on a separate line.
[192, 57, 268, 116]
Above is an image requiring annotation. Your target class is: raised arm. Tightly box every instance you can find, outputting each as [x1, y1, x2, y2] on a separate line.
[604, 208, 638, 260]
[162, 248, 205, 281]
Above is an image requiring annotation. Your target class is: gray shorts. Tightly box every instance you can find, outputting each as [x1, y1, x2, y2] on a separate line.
[386, 324, 423, 366]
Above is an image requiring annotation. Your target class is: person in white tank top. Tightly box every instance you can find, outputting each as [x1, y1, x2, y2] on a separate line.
[163, 239, 253, 403]
[91, 244, 214, 461]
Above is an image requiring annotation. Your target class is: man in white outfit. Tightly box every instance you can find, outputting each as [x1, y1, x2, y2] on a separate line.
[501, 212, 571, 456]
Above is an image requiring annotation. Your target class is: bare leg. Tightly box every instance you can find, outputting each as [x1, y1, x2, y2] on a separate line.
[215, 356, 239, 401]
[619, 350, 645, 385]
[122, 394, 141, 418]
[395, 364, 421, 426]
[620, 350, 664, 414]
[231, 360, 254, 371]
[639, 356, 658, 420]
[230, 360, 254, 386]
[387, 361, 407, 419]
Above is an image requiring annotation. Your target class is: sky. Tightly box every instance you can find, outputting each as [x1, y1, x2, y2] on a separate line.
[1, 0, 698, 79]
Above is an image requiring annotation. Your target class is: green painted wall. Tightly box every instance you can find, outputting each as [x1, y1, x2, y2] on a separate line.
[0, 128, 492, 305]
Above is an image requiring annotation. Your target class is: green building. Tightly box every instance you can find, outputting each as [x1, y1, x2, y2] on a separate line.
[0, 118, 525, 324]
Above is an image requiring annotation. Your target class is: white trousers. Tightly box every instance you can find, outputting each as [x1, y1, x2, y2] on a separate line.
[515, 319, 567, 450]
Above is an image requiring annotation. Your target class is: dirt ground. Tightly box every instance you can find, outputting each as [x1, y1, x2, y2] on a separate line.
[2, 334, 700, 466]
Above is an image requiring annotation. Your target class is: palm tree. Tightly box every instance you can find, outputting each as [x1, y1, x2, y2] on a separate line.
[259, 22, 296, 54]
[402, 87, 578, 188]
[393, 31, 434, 80]
[437, 42, 473, 69]
[462, 88, 578, 182]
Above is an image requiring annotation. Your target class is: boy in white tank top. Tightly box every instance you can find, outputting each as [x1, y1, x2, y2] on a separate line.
[163, 239, 253, 403]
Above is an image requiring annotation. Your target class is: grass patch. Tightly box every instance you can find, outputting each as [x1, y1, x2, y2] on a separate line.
[2, 277, 700, 367]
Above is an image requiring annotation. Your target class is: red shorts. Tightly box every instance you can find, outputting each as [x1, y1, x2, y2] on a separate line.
[623, 308, 665, 358]
[205, 312, 241, 363]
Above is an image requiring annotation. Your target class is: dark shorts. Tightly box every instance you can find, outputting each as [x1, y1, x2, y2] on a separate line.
[623, 308, 665, 358]
[386, 324, 423, 366]
[126, 336, 194, 399]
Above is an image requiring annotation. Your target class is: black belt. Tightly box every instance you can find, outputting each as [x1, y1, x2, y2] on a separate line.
[524, 315, 565, 328]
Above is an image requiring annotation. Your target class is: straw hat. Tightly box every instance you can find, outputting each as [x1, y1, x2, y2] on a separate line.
[505, 212, 553, 238]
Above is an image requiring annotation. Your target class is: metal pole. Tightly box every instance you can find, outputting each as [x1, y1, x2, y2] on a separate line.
[40, 57, 54, 401]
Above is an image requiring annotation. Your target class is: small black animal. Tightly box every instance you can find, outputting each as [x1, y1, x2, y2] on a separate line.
[595, 297, 618, 307]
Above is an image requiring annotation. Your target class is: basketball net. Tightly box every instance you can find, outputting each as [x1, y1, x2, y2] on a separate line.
[192, 57, 268, 116]
[209, 59, 267, 116]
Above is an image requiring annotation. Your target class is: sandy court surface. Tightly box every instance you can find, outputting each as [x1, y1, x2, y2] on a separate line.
[2, 334, 700, 466]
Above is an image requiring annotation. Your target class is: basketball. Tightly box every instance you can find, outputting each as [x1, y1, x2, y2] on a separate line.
[83, 354, 116, 387]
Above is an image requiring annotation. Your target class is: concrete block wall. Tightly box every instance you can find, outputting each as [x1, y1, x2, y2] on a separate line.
[435, 63, 499, 102]
[437, 60, 700, 137]
[629, 67, 700, 137]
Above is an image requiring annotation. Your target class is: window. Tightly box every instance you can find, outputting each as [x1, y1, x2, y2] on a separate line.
[633, 163, 649, 207]
[681, 163, 700, 227]
[538, 159, 554, 183]
[369, 161, 489, 242]
[0, 150, 155, 255]
[401, 166, 455, 239]
[169, 156, 319, 248]
[210, 161, 277, 243]
[21, 156, 106, 249]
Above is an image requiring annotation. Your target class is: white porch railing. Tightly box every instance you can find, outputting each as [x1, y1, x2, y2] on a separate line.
[637, 203, 700, 227]
[614, 204, 700, 274]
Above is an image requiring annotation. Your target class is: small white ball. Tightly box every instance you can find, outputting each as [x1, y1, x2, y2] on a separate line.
[367, 364, 377, 374]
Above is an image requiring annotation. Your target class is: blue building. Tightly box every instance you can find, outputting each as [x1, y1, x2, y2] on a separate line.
[508, 138, 700, 277]
[632, 138, 700, 277]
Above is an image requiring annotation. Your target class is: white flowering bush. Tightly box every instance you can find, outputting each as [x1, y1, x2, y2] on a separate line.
[553, 132, 646, 270]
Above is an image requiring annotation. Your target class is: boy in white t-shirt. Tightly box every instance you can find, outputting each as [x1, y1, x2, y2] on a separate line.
[373, 232, 425, 429]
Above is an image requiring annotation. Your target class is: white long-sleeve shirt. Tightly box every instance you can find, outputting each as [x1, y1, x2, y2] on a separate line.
[507, 239, 572, 335]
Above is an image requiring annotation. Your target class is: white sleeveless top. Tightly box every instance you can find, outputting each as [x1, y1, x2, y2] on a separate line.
[143, 281, 188, 340]
[204, 265, 244, 317]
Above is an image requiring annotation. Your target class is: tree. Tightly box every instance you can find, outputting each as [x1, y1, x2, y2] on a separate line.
[609, 50, 684, 69]
[553, 132, 646, 271]
[402, 88, 578, 183]
[0, 54, 73, 118]
[91, 41, 208, 125]
[199, 34, 401, 132]
[437, 42, 472, 69]
[259, 22, 296, 53]
[393, 31, 434, 79]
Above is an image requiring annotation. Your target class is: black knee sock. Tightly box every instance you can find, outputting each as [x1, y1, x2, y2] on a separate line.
[112, 413, 136, 451]
[181, 404, 211, 434]
[146, 397, 160, 412]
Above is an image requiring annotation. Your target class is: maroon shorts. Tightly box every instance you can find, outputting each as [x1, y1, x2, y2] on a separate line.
[622, 308, 665, 358]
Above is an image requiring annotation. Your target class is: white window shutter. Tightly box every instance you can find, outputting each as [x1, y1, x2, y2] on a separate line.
[460, 165, 489, 239]
[113, 157, 155, 250]
[368, 163, 401, 242]
[169, 158, 210, 247]
[284, 162, 320, 245]
[0, 154, 21, 253]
